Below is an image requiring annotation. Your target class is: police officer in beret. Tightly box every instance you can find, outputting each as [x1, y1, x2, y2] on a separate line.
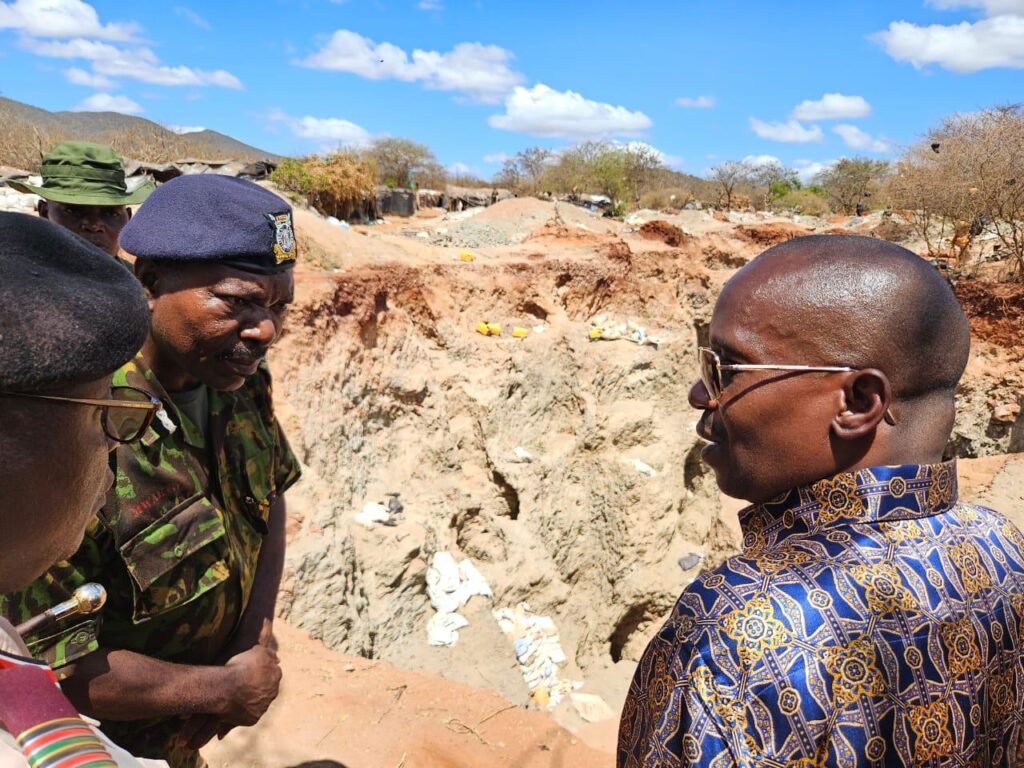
[4, 175, 302, 768]
[6, 141, 153, 258]
[0, 212, 166, 766]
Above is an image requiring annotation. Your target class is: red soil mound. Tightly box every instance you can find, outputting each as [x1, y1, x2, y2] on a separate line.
[734, 222, 811, 246]
[954, 280, 1024, 356]
[638, 220, 687, 247]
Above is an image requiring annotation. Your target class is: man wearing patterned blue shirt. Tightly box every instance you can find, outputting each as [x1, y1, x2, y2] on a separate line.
[618, 235, 1024, 767]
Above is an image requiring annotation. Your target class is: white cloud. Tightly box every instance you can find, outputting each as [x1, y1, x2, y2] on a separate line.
[927, 0, 1024, 13]
[791, 93, 871, 121]
[174, 5, 211, 31]
[489, 84, 651, 140]
[833, 124, 892, 153]
[749, 118, 823, 143]
[64, 66, 114, 88]
[302, 30, 523, 103]
[73, 92, 143, 114]
[742, 154, 783, 167]
[167, 125, 206, 134]
[449, 161, 476, 176]
[0, 0, 137, 40]
[793, 158, 835, 183]
[22, 37, 243, 88]
[675, 95, 715, 109]
[483, 152, 511, 164]
[270, 109, 373, 147]
[873, 15, 1024, 71]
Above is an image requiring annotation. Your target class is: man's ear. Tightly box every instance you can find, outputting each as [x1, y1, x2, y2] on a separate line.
[37, 200, 49, 219]
[133, 259, 161, 304]
[125, 207, 132, 221]
[832, 369, 892, 439]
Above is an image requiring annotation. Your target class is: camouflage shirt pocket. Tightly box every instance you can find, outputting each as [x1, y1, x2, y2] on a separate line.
[119, 494, 230, 623]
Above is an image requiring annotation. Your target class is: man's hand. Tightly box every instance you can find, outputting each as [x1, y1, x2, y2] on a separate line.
[217, 620, 281, 727]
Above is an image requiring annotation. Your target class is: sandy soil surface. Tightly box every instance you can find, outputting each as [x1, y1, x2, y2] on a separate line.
[203, 623, 614, 768]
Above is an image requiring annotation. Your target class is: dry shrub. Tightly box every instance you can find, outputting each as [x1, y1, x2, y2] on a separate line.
[271, 152, 377, 220]
[772, 189, 829, 217]
[639, 187, 693, 210]
[889, 105, 1024, 277]
[0, 115, 68, 171]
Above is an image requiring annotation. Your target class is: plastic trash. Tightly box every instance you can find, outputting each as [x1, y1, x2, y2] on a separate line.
[459, 251, 475, 262]
[512, 446, 533, 463]
[493, 603, 578, 709]
[512, 327, 529, 338]
[487, 322, 502, 336]
[475, 321, 491, 336]
[427, 612, 469, 646]
[354, 502, 389, 529]
[624, 458, 657, 477]
[425, 552, 492, 647]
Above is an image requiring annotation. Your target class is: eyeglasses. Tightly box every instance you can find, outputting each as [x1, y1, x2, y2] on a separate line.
[0, 385, 163, 443]
[698, 346, 859, 401]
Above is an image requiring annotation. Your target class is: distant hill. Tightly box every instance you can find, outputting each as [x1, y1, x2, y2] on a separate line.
[0, 96, 282, 171]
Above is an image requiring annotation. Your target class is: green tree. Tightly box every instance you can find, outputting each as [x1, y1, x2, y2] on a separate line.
[815, 158, 889, 215]
[367, 137, 441, 188]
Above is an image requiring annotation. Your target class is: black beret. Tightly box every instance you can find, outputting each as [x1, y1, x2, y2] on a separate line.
[120, 175, 297, 275]
[0, 213, 150, 392]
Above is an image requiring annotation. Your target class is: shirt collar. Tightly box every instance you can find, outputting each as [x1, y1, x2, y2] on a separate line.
[738, 461, 959, 536]
[114, 353, 233, 450]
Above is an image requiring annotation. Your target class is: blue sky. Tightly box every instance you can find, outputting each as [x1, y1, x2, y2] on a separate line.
[1, 0, 1021, 180]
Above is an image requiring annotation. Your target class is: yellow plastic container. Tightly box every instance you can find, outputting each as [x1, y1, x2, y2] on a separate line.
[459, 251, 475, 262]
[475, 321, 491, 336]
[512, 327, 529, 339]
[588, 327, 604, 340]
[487, 322, 502, 336]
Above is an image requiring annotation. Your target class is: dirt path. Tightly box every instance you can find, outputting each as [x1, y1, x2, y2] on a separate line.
[203, 623, 615, 768]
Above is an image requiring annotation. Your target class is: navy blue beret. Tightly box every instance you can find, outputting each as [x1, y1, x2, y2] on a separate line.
[120, 175, 297, 274]
[0, 212, 150, 391]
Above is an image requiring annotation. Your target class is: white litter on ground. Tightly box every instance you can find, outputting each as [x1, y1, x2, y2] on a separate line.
[425, 552, 492, 646]
[512, 446, 534, 463]
[623, 458, 657, 477]
[493, 602, 578, 709]
[354, 502, 389, 529]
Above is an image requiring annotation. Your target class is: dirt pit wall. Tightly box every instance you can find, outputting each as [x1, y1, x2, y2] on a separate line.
[271, 244, 741, 707]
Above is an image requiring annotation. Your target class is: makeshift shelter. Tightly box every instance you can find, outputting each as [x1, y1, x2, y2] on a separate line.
[376, 187, 417, 217]
[445, 185, 513, 211]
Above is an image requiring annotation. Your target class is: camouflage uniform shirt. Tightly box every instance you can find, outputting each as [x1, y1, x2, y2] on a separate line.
[1, 354, 301, 764]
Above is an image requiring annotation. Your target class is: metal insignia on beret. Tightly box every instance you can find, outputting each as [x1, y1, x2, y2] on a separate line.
[266, 211, 296, 264]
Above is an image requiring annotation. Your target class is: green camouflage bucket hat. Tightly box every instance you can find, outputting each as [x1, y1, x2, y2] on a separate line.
[6, 141, 154, 206]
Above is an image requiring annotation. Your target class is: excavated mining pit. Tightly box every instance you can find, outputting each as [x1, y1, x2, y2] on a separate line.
[268, 199, 1024, 723]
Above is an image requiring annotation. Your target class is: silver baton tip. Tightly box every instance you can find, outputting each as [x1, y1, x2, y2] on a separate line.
[72, 583, 107, 614]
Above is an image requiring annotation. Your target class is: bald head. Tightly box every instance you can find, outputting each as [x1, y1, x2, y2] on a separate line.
[694, 234, 971, 501]
[726, 235, 970, 401]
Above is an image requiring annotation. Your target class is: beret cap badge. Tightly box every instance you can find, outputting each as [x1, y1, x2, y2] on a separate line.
[267, 211, 296, 265]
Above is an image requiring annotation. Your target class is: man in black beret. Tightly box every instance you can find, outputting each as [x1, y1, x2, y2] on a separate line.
[4, 175, 302, 768]
[0, 212, 165, 766]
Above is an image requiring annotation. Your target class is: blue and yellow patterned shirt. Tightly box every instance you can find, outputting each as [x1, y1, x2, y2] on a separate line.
[618, 462, 1024, 767]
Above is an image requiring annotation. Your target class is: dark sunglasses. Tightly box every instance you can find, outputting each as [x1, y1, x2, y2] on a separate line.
[0, 385, 163, 443]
